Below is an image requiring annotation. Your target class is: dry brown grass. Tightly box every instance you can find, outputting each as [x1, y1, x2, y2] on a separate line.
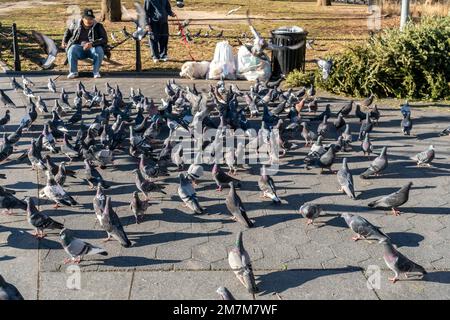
[382, 0, 450, 17]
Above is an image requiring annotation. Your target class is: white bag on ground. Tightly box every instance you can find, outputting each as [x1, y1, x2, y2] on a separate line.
[208, 41, 237, 80]
[237, 45, 272, 82]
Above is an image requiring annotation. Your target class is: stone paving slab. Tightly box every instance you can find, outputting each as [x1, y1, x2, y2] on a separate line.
[0, 74, 449, 299]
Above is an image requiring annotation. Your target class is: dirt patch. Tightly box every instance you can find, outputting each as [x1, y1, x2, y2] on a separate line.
[0, 1, 59, 15]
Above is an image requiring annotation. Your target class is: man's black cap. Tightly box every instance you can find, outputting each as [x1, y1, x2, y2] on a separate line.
[82, 8, 95, 19]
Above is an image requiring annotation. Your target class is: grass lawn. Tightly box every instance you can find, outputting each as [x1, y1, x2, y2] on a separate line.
[0, 0, 400, 73]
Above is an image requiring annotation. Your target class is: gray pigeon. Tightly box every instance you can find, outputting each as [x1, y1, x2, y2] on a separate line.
[0, 275, 24, 300]
[83, 159, 110, 189]
[0, 89, 16, 108]
[212, 164, 241, 191]
[130, 191, 150, 224]
[55, 162, 68, 186]
[228, 231, 258, 299]
[97, 196, 131, 247]
[93, 183, 106, 217]
[47, 78, 56, 93]
[40, 170, 77, 208]
[341, 213, 389, 243]
[360, 146, 388, 179]
[361, 133, 373, 158]
[258, 165, 281, 204]
[0, 186, 27, 215]
[368, 182, 413, 216]
[178, 172, 204, 214]
[413, 145, 434, 167]
[383, 241, 426, 283]
[337, 158, 356, 199]
[133, 169, 166, 200]
[226, 182, 253, 228]
[401, 113, 413, 135]
[299, 203, 322, 225]
[60, 228, 108, 264]
[26, 197, 64, 238]
[216, 286, 235, 300]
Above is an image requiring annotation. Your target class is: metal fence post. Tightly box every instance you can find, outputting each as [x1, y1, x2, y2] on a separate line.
[135, 38, 142, 72]
[12, 23, 21, 71]
[400, 0, 410, 30]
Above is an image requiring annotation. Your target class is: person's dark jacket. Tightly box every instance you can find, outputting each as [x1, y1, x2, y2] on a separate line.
[144, 0, 175, 24]
[63, 19, 108, 51]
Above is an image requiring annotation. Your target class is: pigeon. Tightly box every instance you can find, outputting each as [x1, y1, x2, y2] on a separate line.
[178, 172, 204, 214]
[315, 58, 333, 80]
[68, 104, 82, 124]
[212, 164, 241, 191]
[26, 197, 64, 238]
[83, 159, 110, 189]
[59, 228, 108, 264]
[31, 31, 58, 69]
[361, 133, 373, 158]
[0, 133, 13, 163]
[228, 231, 258, 299]
[341, 213, 389, 243]
[226, 182, 253, 228]
[133, 169, 166, 200]
[40, 170, 78, 208]
[360, 94, 374, 108]
[0, 186, 27, 215]
[97, 196, 131, 247]
[383, 241, 427, 283]
[216, 287, 235, 300]
[121, 2, 148, 40]
[26, 138, 46, 171]
[300, 122, 317, 146]
[258, 165, 281, 204]
[47, 78, 56, 93]
[334, 113, 346, 131]
[413, 145, 435, 167]
[369, 105, 380, 124]
[336, 100, 353, 117]
[354, 104, 366, 122]
[21, 75, 35, 87]
[307, 84, 316, 97]
[0, 110, 11, 128]
[23, 84, 35, 98]
[400, 100, 411, 118]
[401, 113, 413, 135]
[55, 162, 69, 186]
[41, 125, 57, 153]
[10, 77, 22, 91]
[358, 112, 373, 141]
[439, 125, 450, 136]
[93, 184, 107, 218]
[0, 89, 16, 108]
[337, 158, 356, 200]
[368, 182, 413, 216]
[187, 152, 204, 186]
[299, 203, 322, 225]
[360, 146, 388, 179]
[130, 191, 150, 224]
[0, 275, 24, 300]
[60, 134, 79, 162]
[7, 125, 23, 146]
[36, 96, 49, 113]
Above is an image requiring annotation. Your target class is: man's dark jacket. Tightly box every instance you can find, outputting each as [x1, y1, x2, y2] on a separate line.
[63, 19, 108, 51]
[144, 0, 174, 23]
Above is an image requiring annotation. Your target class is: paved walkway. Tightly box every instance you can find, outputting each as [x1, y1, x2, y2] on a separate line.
[0, 73, 449, 300]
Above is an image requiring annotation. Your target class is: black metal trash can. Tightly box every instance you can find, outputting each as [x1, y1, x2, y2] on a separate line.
[271, 27, 308, 78]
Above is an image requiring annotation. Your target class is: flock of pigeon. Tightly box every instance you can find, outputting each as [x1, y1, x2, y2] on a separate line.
[0, 73, 449, 300]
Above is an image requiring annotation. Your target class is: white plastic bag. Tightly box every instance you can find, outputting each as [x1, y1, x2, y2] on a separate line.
[236, 45, 271, 82]
[208, 41, 237, 80]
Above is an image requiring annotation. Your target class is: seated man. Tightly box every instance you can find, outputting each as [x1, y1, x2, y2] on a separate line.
[62, 8, 108, 79]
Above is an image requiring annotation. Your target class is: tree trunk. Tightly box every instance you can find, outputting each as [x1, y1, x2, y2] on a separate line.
[317, 0, 332, 6]
[101, 0, 122, 22]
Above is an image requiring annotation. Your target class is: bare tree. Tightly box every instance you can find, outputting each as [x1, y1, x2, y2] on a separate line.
[101, 0, 122, 22]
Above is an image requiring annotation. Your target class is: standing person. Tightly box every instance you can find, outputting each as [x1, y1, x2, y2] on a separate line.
[62, 8, 108, 79]
[144, 0, 176, 63]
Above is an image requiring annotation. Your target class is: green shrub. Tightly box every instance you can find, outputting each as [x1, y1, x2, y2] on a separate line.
[285, 69, 315, 88]
[315, 17, 450, 100]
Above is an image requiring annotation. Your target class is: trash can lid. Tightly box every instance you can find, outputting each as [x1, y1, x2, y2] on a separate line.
[272, 26, 306, 34]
